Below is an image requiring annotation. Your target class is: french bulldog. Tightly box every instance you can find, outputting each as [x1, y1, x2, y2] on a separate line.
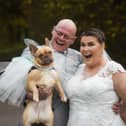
[22, 38, 67, 126]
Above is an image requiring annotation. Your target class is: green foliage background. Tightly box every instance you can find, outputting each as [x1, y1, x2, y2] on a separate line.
[0, 0, 126, 68]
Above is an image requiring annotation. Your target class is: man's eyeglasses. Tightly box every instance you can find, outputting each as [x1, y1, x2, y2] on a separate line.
[54, 28, 77, 40]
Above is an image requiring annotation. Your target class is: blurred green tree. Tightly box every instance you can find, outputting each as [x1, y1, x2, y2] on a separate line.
[0, 0, 126, 67]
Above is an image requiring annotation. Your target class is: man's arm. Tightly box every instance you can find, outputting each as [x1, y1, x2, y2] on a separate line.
[120, 101, 126, 123]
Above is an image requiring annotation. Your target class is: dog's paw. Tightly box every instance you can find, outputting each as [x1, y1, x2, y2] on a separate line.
[33, 98, 39, 102]
[33, 96, 39, 102]
[61, 95, 67, 102]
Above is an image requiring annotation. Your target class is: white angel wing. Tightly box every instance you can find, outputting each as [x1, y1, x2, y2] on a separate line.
[21, 38, 40, 56]
[24, 38, 39, 47]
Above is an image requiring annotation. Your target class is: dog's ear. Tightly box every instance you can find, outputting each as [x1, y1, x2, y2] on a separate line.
[29, 44, 38, 56]
[45, 37, 50, 47]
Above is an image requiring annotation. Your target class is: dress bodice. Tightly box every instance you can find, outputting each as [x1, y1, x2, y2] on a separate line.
[66, 61, 126, 126]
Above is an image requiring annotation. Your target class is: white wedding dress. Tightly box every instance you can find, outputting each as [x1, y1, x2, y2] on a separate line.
[65, 61, 126, 126]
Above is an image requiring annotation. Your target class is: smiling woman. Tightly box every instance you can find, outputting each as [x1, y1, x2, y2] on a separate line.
[80, 28, 105, 69]
[65, 28, 126, 126]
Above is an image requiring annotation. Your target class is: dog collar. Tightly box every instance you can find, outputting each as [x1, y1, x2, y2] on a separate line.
[28, 65, 55, 73]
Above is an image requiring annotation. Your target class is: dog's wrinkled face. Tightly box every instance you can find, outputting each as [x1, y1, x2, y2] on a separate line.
[29, 44, 54, 67]
[35, 46, 53, 66]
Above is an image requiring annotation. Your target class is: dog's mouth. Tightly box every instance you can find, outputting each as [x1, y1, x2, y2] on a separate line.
[40, 58, 53, 66]
[42, 60, 53, 65]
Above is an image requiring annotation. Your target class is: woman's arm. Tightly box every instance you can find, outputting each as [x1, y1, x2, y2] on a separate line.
[113, 72, 126, 123]
[113, 72, 126, 102]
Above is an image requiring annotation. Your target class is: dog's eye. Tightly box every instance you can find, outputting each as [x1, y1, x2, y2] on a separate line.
[48, 51, 52, 54]
[38, 54, 43, 58]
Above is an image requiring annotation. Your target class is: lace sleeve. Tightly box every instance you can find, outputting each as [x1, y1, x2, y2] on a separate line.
[107, 61, 126, 74]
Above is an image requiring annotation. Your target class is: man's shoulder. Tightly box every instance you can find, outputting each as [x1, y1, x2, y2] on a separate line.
[67, 48, 82, 62]
[67, 48, 81, 55]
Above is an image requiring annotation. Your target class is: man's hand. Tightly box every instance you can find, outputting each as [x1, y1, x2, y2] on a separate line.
[112, 101, 122, 114]
[39, 87, 53, 100]
[112, 100, 126, 123]
[26, 91, 33, 101]
[26, 87, 53, 101]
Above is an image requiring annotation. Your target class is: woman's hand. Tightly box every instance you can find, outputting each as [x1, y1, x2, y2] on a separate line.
[112, 101, 122, 114]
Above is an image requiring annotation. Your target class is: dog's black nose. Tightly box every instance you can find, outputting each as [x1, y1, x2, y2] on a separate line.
[42, 56, 53, 65]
